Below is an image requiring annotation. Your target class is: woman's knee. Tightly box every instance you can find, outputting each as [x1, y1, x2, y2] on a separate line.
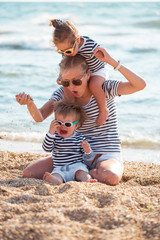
[96, 160, 123, 185]
[99, 170, 121, 185]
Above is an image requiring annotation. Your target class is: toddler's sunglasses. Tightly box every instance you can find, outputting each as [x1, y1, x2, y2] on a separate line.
[61, 73, 86, 87]
[57, 120, 79, 128]
[56, 40, 77, 55]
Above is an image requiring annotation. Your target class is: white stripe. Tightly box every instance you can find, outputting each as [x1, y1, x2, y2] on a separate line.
[51, 80, 121, 154]
[42, 131, 87, 167]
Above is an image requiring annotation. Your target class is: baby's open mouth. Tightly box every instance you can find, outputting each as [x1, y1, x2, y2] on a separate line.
[60, 129, 68, 135]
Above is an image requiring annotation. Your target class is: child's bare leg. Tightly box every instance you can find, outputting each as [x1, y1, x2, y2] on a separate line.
[75, 170, 97, 182]
[43, 172, 63, 185]
[89, 76, 109, 126]
[23, 156, 53, 179]
[63, 88, 75, 102]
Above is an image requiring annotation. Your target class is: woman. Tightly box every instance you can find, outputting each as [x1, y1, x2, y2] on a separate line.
[16, 47, 146, 185]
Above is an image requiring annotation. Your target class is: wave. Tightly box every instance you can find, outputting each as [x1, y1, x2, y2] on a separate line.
[130, 47, 157, 54]
[121, 136, 160, 150]
[0, 71, 18, 77]
[0, 30, 14, 35]
[30, 13, 78, 26]
[0, 42, 51, 51]
[0, 131, 45, 143]
[1, 131, 160, 150]
[0, 34, 52, 50]
[136, 20, 160, 29]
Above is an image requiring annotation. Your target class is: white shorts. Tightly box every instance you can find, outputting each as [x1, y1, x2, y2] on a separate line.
[85, 152, 123, 170]
[91, 67, 109, 79]
[51, 162, 89, 182]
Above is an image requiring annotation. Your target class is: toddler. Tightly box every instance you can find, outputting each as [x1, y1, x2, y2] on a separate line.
[49, 18, 109, 126]
[42, 100, 97, 185]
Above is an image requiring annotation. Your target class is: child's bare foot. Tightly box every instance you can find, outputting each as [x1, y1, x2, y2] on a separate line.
[86, 179, 98, 183]
[43, 172, 62, 185]
[96, 108, 109, 126]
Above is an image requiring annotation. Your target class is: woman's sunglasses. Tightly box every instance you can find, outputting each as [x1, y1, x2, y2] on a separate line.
[61, 73, 86, 87]
[56, 40, 77, 55]
[57, 120, 79, 128]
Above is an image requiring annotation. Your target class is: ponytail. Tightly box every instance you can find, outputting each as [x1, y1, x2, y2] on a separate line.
[49, 18, 79, 45]
[49, 18, 63, 28]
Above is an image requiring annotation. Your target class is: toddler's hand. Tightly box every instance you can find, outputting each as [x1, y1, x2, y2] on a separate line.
[49, 120, 59, 135]
[94, 47, 111, 63]
[16, 92, 33, 105]
[81, 140, 91, 154]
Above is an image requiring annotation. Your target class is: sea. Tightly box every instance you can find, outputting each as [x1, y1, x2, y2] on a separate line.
[0, 1, 160, 164]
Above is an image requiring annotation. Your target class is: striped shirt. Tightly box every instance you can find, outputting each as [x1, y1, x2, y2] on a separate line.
[42, 131, 92, 168]
[78, 36, 105, 73]
[51, 80, 121, 154]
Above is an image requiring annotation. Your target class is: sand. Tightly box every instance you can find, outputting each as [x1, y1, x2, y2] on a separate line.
[0, 151, 159, 240]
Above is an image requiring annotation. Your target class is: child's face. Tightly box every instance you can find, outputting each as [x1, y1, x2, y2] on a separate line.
[56, 39, 79, 56]
[55, 114, 77, 138]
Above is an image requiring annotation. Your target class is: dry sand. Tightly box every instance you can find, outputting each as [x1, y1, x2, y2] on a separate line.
[0, 151, 159, 240]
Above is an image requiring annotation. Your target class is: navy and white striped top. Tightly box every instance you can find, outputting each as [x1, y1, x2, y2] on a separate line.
[42, 131, 92, 168]
[78, 36, 105, 73]
[51, 80, 121, 154]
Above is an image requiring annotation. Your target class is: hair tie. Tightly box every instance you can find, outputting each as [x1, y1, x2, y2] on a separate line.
[56, 19, 63, 25]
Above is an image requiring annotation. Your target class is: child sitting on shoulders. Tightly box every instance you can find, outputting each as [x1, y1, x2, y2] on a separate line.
[49, 18, 109, 126]
[42, 99, 97, 185]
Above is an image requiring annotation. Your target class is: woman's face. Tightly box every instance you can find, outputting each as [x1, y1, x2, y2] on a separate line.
[60, 66, 90, 98]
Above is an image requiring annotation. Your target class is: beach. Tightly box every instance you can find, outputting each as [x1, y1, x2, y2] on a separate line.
[0, 150, 159, 240]
[1, 2, 160, 239]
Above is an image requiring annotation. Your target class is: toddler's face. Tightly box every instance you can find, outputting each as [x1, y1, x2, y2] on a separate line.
[56, 39, 79, 56]
[55, 114, 77, 138]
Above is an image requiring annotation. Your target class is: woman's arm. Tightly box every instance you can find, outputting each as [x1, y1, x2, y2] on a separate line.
[16, 92, 55, 122]
[94, 47, 146, 95]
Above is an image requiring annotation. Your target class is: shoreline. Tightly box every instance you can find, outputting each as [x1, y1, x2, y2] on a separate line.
[1, 139, 160, 164]
[0, 150, 159, 240]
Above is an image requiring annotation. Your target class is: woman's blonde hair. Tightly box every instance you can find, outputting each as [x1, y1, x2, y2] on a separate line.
[49, 18, 79, 45]
[54, 99, 87, 128]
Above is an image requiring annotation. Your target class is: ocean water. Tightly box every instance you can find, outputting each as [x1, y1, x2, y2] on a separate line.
[0, 2, 160, 163]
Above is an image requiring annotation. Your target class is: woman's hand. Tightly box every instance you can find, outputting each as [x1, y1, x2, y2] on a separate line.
[81, 140, 91, 154]
[16, 92, 33, 106]
[49, 120, 59, 135]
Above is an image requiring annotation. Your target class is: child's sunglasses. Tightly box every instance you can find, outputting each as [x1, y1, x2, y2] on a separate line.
[57, 120, 79, 128]
[61, 73, 86, 87]
[56, 40, 77, 55]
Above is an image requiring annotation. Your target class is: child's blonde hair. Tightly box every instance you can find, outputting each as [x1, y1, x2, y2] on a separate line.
[54, 100, 87, 128]
[49, 18, 79, 45]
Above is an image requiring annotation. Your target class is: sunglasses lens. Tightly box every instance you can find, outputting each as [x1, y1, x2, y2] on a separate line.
[61, 80, 69, 87]
[65, 50, 72, 54]
[56, 49, 63, 54]
[72, 79, 82, 86]
[57, 121, 62, 126]
[65, 122, 72, 127]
